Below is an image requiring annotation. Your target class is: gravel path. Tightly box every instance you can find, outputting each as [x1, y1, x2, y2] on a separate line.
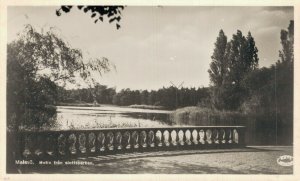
[20, 146, 293, 174]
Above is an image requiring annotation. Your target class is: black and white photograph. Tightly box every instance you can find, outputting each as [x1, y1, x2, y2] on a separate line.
[2, 1, 298, 178]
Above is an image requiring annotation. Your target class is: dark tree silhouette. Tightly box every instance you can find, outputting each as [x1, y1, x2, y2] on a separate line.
[227, 30, 259, 86]
[279, 20, 294, 62]
[208, 30, 228, 87]
[208, 30, 259, 110]
[240, 20, 294, 145]
[56, 6, 125, 29]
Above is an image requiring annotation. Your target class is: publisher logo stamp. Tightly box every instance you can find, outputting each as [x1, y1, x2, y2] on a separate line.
[277, 155, 293, 167]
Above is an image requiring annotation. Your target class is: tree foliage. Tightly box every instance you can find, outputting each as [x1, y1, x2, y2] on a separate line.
[208, 30, 259, 110]
[227, 31, 259, 86]
[241, 20, 293, 145]
[56, 6, 125, 29]
[7, 25, 115, 130]
[242, 20, 293, 114]
[279, 20, 294, 63]
[207, 21, 293, 144]
[8, 24, 114, 86]
[208, 30, 228, 87]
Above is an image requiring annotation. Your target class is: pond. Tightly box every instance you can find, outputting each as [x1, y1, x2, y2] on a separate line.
[54, 105, 174, 130]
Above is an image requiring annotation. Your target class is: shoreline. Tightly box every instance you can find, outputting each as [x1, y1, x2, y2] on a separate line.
[56, 103, 169, 110]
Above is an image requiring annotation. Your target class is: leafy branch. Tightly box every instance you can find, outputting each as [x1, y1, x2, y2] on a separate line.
[56, 6, 125, 29]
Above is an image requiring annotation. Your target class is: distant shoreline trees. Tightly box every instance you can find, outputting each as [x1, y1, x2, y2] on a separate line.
[57, 86, 210, 110]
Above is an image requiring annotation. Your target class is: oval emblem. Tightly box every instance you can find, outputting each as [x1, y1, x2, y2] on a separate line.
[277, 155, 293, 167]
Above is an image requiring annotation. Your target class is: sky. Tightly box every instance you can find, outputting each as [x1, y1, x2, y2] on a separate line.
[7, 6, 293, 91]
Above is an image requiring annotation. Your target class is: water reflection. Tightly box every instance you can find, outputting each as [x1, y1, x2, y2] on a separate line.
[120, 112, 171, 124]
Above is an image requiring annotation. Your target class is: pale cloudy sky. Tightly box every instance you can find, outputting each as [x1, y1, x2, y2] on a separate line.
[8, 6, 293, 91]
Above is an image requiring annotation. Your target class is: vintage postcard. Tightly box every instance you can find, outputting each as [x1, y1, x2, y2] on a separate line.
[0, 0, 299, 180]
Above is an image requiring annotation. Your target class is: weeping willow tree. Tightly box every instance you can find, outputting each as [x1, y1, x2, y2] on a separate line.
[7, 24, 115, 131]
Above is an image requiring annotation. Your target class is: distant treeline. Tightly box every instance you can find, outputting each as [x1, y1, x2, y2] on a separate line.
[57, 85, 210, 110]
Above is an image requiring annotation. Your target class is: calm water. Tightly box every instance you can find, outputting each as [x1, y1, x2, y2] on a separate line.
[54, 105, 173, 130]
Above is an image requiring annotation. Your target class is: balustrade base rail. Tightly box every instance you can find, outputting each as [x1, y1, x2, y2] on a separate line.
[15, 126, 246, 160]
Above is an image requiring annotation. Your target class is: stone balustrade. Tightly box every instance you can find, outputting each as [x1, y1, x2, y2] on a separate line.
[16, 126, 246, 160]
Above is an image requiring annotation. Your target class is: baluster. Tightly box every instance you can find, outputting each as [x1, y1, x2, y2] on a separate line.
[192, 129, 198, 145]
[155, 130, 162, 147]
[85, 133, 90, 154]
[132, 131, 139, 149]
[65, 133, 71, 156]
[163, 130, 170, 146]
[57, 134, 66, 156]
[123, 131, 131, 149]
[35, 134, 44, 156]
[68, 133, 77, 155]
[213, 129, 219, 144]
[98, 132, 105, 151]
[45, 133, 55, 156]
[233, 129, 239, 144]
[17, 133, 24, 159]
[199, 129, 205, 144]
[22, 134, 32, 158]
[53, 133, 59, 157]
[228, 129, 233, 144]
[178, 130, 184, 146]
[107, 132, 114, 151]
[140, 131, 147, 148]
[148, 130, 155, 147]
[115, 131, 122, 150]
[30, 134, 37, 157]
[78, 133, 86, 153]
[206, 129, 212, 144]
[88, 133, 96, 153]
[185, 130, 192, 145]
[171, 130, 177, 146]
[220, 129, 226, 144]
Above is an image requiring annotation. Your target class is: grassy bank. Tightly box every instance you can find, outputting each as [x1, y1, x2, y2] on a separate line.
[170, 106, 247, 126]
